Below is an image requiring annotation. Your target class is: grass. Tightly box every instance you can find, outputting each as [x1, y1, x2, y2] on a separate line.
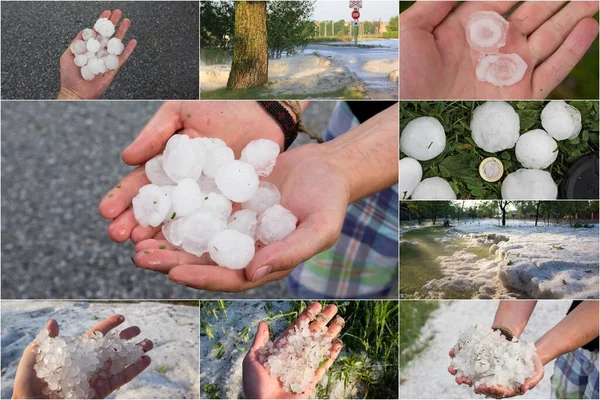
[200, 86, 365, 100]
[400, 101, 599, 199]
[399, 301, 439, 370]
[200, 47, 231, 66]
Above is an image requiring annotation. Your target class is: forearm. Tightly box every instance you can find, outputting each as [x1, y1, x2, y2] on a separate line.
[535, 301, 599, 365]
[492, 300, 537, 338]
[57, 86, 82, 100]
[321, 103, 398, 203]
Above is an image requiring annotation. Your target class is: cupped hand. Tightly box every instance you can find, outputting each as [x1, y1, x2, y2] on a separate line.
[12, 315, 153, 399]
[59, 9, 136, 100]
[98, 101, 285, 246]
[131, 142, 349, 292]
[448, 346, 544, 398]
[400, 1, 599, 99]
[243, 302, 345, 399]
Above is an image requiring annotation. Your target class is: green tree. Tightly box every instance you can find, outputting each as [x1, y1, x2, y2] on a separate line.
[387, 15, 398, 32]
[267, 0, 316, 59]
[200, 1, 235, 48]
[334, 19, 348, 37]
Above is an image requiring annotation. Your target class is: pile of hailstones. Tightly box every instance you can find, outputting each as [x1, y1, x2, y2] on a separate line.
[69, 18, 125, 81]
[34, 328, 144, 399]
[467, 11, 527, 87]
[133, 135, 297, 269]
[400, 100, 581, 200]
[258, 319, 333, 394]
[450, 325, 536, 391]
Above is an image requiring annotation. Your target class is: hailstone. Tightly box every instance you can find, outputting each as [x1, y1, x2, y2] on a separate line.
[85, 51, 97, 60]
[172, 178, 203, 218]
[541, 101, 582, 141]
[88, 58, 106, 75]
[215, 160, 259, 202]
[132, 184, 172, 227]
[476, 53, 528, 87]
[104, 54, 119, 70]
[466, 11, 509, 54]
[94, 18, 115, 37]
[97, 35, 109, 48]
[180, 212, 227, 256]
[80, 65, 95, 81]
[501, 169, 558, 200]
[228, 209, 258, 238]
[145, 155, 176, 186]
[107, 37, 125, 55]
[97, 48, 109, 59]
[242, 181, 281, 215]
[515, 129, 558, 169]
[82, 28, 96, 41]
[470, 101, 520, 152]
[162, 135, 207, 182]
[257, 204, 297, 245]
[240, 139, 280, 176]
[201, 192, 233, 219]
[204, 146, 235, 178]
[410, 177, 457, 200]
[74, 54, 88, 67]
[399, 157, 422, 200]
[209, 229, 256, 269]
[86, 38, 101, 53]
[400, 117, 446, 161]
[70, 40, 87, 55]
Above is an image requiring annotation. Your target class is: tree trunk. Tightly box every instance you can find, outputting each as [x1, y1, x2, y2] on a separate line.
[499, 201, 508, 226]
[535, 201, 540, 227]
[227, 1, 268, 89]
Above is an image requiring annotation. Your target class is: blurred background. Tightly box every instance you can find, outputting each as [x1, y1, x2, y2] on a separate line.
[0, 101, 334, 299]
[399, 1, 600, 99]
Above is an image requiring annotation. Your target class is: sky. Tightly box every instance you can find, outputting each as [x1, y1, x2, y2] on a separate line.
[312, 0, 398, 21]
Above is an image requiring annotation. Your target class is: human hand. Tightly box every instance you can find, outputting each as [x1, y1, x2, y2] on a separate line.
[131, 141, 349, 292]
[242, 302, 345, 399]
[12, 315, 153, 399]
[400, 1, 599, 99]
[98, 100, 287, 245]
[448, 346, 544, 398]
[58, 9, 136, 100]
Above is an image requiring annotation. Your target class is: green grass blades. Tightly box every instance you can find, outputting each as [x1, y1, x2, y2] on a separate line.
[399, 301, 439, 370]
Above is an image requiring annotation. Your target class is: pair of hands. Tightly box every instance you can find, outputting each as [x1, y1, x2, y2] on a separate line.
[400, 1, 599, 99]
[12, 315, 152, 399]
[243, 302, 345, 399]
[99, 101, 349, 292]
[59, 9, 136, 100]
[447, 344, 544, 398]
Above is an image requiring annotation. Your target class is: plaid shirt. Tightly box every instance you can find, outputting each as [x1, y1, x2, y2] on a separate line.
[286, 102, 398, 299]
[551, 348, 599, 399]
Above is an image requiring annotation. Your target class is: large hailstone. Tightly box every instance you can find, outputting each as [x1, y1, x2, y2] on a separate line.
[476, 54, 528, 87]
[204, 146, 235, 178]
[242, 181, 281, 215]
[400, 117, 446, 161]
[466, 11, 509, 54]
[97, 35, 109, 48]
[209, 229, 256, 269]
[82, 28, 96, 41]
[86, 38, 101, 53]
[215, 160, 259, 203]
[180, 212, 227, 256]
[132, 184, 172, 227]
[501, 169, 558, 199]
[145, 155, 176, 186]
[541, 101, 582, 141]
[88, 58, 106, 75]
[104, 54, 119, 70]
[257, 204, 297, 245]
[107, 37, 125, 55]
[201, 192, 232, 219]
[80, 65, 95, 81]
[70, 40, 87, 55]
[399, 157, 422, 200]
[94, 18, 115, 37]
[240, 139, 281, 176]
[471, 101, 520, 152]
[74, 54, 88, 67]
[515, 129, 558, 169]
[172, 178, 203, 218]
[411, 177, 457, 200]
[162, 135, 207, 182]
[228, 209, 258, 238]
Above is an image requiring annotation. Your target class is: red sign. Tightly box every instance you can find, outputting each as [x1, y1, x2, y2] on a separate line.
[352, 10, 360, 19]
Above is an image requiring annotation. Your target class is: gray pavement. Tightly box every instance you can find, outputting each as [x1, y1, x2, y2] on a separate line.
[1, 1, 199, 99]
[1, 101, 335, 299]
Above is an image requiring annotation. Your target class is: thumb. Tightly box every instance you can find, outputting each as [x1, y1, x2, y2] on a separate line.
[122, 101, 183, 166]
[250, 321, 270, 351]
[244, 216, 338, 283]
[45, 319, 59, 338]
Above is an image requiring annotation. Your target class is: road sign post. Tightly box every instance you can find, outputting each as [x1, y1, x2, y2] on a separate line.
[349, 1, 362, 46]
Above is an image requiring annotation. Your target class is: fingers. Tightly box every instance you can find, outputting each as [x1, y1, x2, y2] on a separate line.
[324, 316, 344, 339]
[122, 102, 183, 166]
[131, 224, 161, 244]
[115, 17, 131, 40]
[118, 39, 137, 68]
[105, 355, 151, 395]
[312, 338, 344, 384]
[135, 238, 179, 252]
[449, 348, 456, 358]
[532, 17, 599, 98]
[528, 0, 599, 64]
[98, 9, 111, 20]
[44, 319, 60, 338]
[109, 9, 122, 26]
[99, 166, 149, 220]
[309, 304, 338, 333]
[107, 208, 138, 243]
[508, 1, 565, 36]
[295, 302, 323, 328]
[400, 1, 457, 32]
[250, 321, 271, 352]
[134, 248, 207, 274]
[137, 338, 154, 353]
[244, 216, 336, 283]
[119, 326, 141, 341]
[86, 314, 125, 336]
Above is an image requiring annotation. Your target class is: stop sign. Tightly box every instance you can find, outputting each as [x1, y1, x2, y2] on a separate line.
[352, 10, 360, 19]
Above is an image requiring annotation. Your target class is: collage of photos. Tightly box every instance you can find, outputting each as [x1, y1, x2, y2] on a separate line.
[400, 1, 599, 400]
[0, 1, 599, 400]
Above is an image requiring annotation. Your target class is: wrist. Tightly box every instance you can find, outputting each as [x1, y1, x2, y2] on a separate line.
[57, 86, 82, 100]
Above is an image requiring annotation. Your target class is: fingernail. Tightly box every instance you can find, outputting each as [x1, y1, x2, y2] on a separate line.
[252, 265, 272, 282]
[118, 316, 124, 321]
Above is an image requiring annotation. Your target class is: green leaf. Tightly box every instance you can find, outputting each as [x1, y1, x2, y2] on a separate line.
[438, 155, 477, 179]
[501, 151, 511, 161]
[516, 109, 540, 131]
